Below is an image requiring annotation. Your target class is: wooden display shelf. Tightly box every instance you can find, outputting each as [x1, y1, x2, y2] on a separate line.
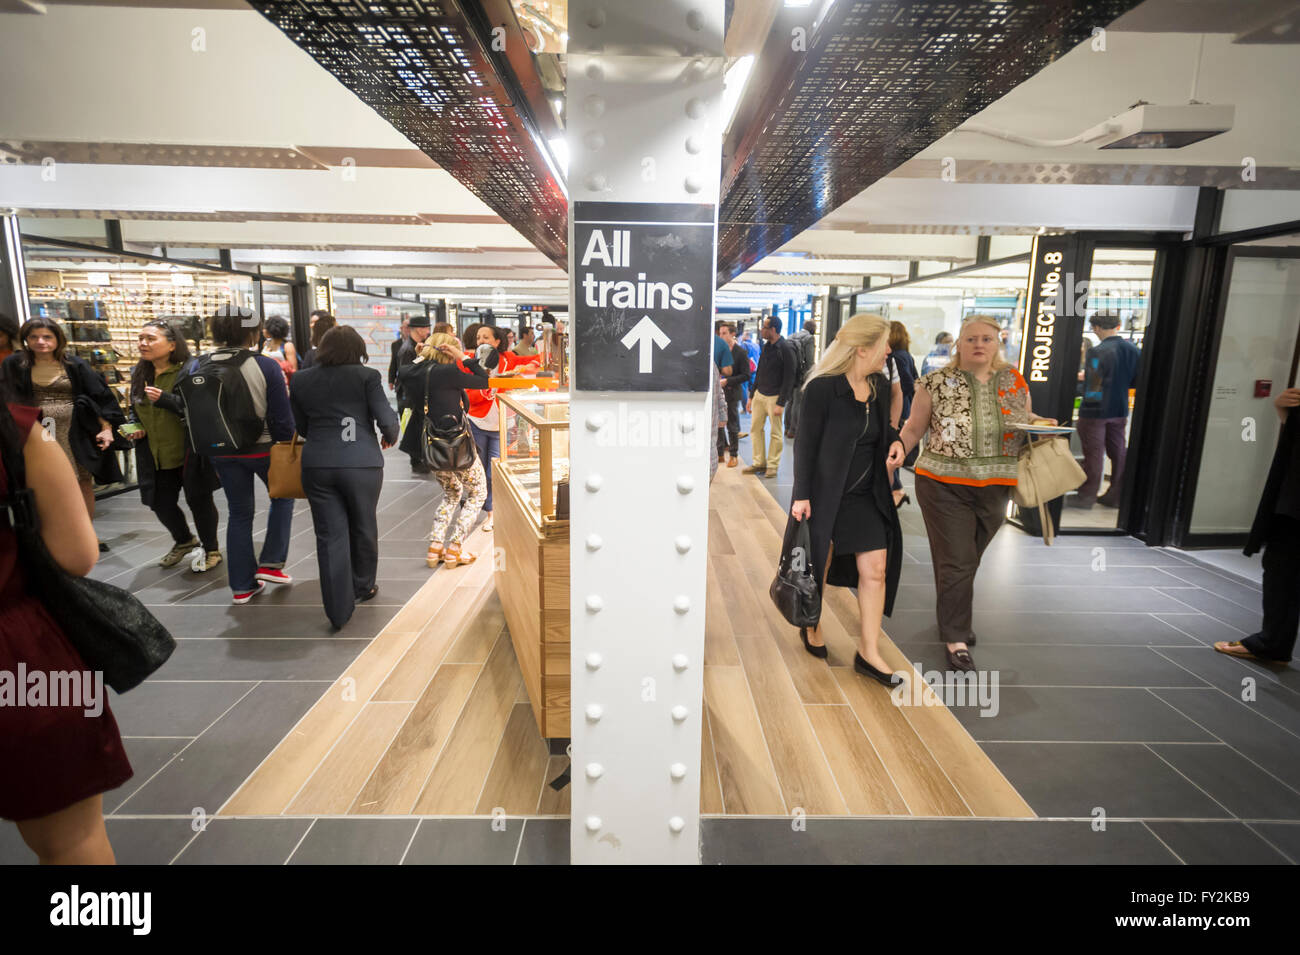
[493, 459, 569, 739]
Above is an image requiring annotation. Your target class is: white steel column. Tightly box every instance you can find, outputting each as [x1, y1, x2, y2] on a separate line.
[568, 0, 724, 864]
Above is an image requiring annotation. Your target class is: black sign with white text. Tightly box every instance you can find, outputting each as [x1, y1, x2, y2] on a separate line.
[572, 201, 715, 392]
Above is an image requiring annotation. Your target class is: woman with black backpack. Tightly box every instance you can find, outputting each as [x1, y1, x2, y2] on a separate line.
[397, 333, 490, 568]
[123, 320, 222, 572]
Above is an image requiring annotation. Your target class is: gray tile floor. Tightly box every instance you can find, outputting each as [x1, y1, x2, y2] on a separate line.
[4, 415, 1295, 865]
[732, 411, 1300, 864]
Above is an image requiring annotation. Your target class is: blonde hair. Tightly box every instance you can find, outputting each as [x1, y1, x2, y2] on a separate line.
[803, 313, 890, 397]
[949, 314, 1010, 372]
[422, 332, 462, 365]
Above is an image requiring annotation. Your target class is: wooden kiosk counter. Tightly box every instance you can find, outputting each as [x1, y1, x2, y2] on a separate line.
[492, 389, 570, 739]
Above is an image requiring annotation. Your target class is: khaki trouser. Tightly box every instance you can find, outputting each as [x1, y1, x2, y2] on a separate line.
[914, 474, 1010, 644]
[750, 390, 784, 473]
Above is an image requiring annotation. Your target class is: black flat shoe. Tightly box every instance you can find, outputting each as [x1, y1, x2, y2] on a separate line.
[800, 627, 828, 659]
[894, 494, 911, 509]
[967, 631, 977, 647]
[358, 586, 379, 603]
[854, 653, 901, 687]
[946, 647, 976, 672]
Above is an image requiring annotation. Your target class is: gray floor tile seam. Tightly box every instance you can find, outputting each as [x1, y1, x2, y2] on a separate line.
[1161, 548, 1265, 594]
[512, 820, 528, 865]
[1149, 646, 1300, 730]
[121, 735, 197, 740]
[376, 483, 444, 542]
[1152, 570, 1267, 616]
[1153, 612, 1247, 641]
[168, 637, 371, 643]
[887, 641, 1222, 649]
[1140, 742, 1240, 821]
[161, 601, 411, 608]
[1143, 687, 1300, 794]
[282, 818, 317, 865]
[1244, 822, 1300, 864]
[397, 818, 426, 865]
[1154, 587, 1255, 632]
[1138, 821, 1188, 864]
[894, 583, 1200, 591]
[908, 683, 1216, 690]
[975, 739, 1238, 745]
[1151, 640, 1300, 700]
[110, 681, 263, 817]
[167, 825, 207, 865]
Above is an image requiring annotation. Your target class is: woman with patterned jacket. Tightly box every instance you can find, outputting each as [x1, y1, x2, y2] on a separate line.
[897, 315, 1055, 673]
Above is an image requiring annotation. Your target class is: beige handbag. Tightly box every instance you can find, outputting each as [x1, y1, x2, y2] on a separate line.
[1012, 432, 1086, 545]
[268, 432, 306, 499]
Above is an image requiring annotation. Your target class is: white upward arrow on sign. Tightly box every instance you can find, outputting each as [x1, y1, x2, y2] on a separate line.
[620, 315, 672, 373]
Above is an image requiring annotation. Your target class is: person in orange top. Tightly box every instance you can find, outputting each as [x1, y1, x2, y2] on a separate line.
[897, 315, 1055, 672]
[465, 324, 540, 533]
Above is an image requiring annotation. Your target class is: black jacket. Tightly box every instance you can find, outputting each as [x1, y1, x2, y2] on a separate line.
[791, 372, 903, 613]
[1246, 407, 1299, 556]
[754, 337, 798, 406]
[723, 342, 750, 392]
[290, 364, 400, 469]
[130, 358, 220, 506]
[395, 355, 491, 461]
[3, 353, 125, 481]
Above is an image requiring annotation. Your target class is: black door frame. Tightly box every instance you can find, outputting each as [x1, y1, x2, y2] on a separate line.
[1171, 242, 1300, 548]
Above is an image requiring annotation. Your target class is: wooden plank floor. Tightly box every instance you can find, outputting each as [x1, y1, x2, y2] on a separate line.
[222, 469, 1033, 820]
[221, 523, 564, 817]
[701, 464, 1034, 819]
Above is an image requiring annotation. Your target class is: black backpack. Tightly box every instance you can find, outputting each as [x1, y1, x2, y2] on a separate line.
[176, 349, 264, 455]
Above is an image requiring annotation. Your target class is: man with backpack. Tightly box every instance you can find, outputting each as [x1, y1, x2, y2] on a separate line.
[177, 306, 295, 604]
[784, 319, 817, 439]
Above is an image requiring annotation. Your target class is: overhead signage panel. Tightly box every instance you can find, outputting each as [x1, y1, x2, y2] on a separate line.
[572, 201, 716, 393]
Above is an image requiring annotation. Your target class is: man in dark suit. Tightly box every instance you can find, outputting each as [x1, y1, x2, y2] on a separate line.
[388, 316, 411, 396]
[290, 326, 400, 629]
[394, 315, 432, 472]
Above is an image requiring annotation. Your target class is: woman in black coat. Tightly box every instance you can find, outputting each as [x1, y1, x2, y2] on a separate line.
[397, 333, 492, 567]
[790, 313, 906, 688]
[3, 318, 124, 549]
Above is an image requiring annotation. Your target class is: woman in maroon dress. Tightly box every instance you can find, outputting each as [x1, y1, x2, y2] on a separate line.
[0, 399, 132, 863]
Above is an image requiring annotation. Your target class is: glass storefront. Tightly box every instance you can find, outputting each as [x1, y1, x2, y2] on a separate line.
[1189, 244, 1300, 535]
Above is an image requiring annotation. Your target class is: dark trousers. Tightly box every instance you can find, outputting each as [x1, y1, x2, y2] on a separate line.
[470, 420, 499, 513]
[915, 474, 1010, 643]
[211, 455, 294, 594]
[717, 386, 741, 456]
[1243, 515, 1300, 662]
[302, 466, 383, 629]
[151, 466, 219, 551]
[1076, 416, 1127, 502]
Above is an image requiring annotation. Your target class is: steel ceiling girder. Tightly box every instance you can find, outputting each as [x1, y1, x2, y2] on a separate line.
[247, 0, 568, 267]
[716, 0, 1145, 285]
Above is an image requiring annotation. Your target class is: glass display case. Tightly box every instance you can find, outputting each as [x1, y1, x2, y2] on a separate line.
[497, 390, 570, 522]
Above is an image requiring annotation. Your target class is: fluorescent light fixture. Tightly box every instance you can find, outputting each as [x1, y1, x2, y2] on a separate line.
[722, 55, 755, 134]
[1095, 103, 1234, 149]
[547, 136, 570, 178]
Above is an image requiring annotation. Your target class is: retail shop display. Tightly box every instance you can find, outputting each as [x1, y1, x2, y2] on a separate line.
[493, 389, 570, 737]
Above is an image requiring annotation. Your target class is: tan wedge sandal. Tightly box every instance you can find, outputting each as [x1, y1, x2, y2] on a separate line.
[443, 545, 477, 568]
[426, 542, 444, 568]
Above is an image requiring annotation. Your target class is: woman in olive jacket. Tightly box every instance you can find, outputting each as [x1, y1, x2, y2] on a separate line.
[790, 313, 906, 687]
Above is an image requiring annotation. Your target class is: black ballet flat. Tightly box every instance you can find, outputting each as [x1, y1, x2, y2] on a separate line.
[894, 494, 911, 509]
[854, 653, 901, 687]
[358, 586, 379, 603]
[800, 627, 828, 659]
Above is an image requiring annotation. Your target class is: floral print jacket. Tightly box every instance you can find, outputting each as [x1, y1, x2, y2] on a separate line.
[915, 366, 1030, 486]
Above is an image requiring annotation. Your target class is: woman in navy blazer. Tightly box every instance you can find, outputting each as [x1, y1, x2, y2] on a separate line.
[289, 326, 400, 629]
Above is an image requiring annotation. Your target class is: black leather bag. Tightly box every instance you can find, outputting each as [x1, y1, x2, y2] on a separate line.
[769, 516, 821, 628]
[422, 372, 478, 472]
[0, 439, 176, 693]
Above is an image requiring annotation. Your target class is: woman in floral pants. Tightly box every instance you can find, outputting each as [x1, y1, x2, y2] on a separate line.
[395, 333, 492, 568]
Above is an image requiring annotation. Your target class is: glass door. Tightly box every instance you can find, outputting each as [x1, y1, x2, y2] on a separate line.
[1186, 245, 1300, 542]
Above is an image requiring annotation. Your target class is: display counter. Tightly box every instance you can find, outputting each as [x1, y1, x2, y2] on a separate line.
[492, 390, 570, 738]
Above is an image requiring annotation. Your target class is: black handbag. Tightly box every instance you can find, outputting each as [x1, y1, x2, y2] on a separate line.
[421, 371, 478, 471]
[769, 516, 821, 628]
[0, 437, 176, 693]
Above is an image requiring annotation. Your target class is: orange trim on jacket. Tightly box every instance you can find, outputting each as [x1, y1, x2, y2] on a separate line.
[914, 467, 1017, 488]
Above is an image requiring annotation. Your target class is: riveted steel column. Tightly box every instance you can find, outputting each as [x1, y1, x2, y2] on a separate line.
[568, 0, 724, 864]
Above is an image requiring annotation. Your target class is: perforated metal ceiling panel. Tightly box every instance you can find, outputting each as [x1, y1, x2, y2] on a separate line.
[247, 0, 567, 265]
[716, 0, 1143, 283]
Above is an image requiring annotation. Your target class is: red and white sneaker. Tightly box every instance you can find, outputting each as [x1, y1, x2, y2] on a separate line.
[232, 581, 266, 605]
[255, 567, 293, 585]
